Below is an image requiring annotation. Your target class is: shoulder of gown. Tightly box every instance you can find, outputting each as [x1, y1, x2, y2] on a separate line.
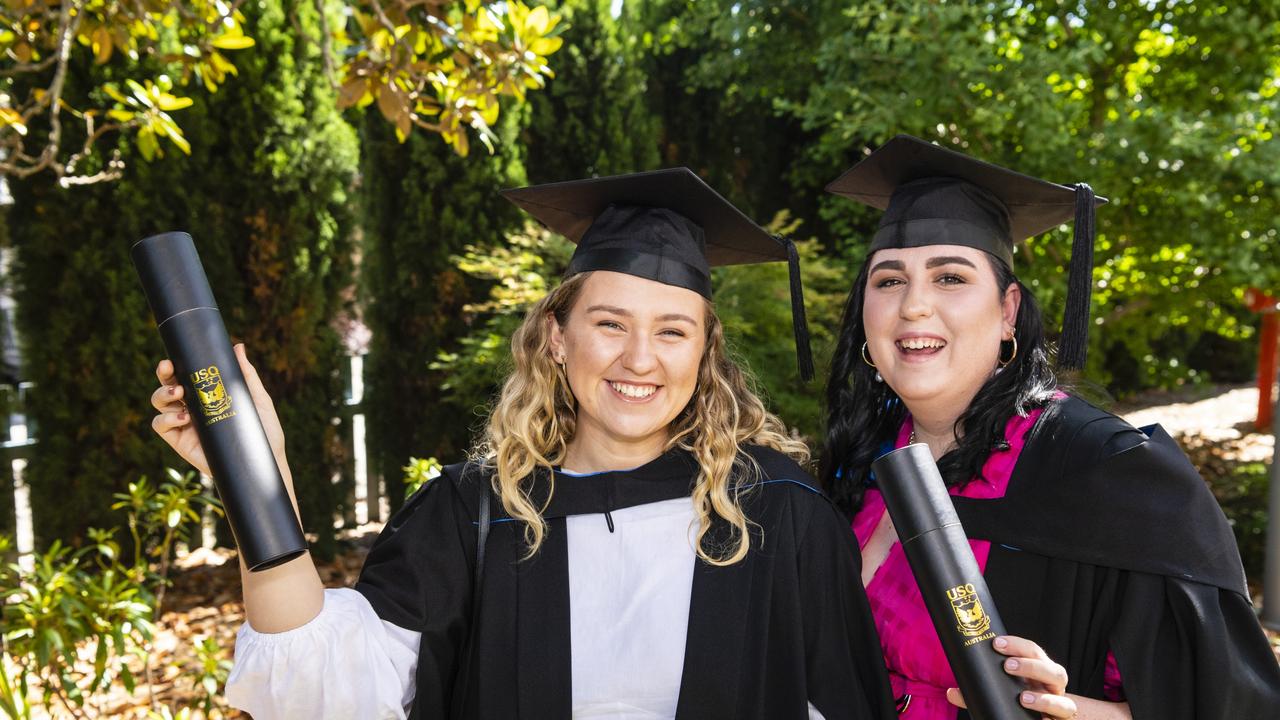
[354, 465, 481, 631]
[973, 396, 1280, 718]
[956, 393, 1248, 594]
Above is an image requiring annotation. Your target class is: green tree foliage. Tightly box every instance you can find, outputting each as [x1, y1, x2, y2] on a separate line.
[337, 1, 565, 156]
[428, 221, 573, 413]
[7, 0, 359, 551]
[630, 0, 1280, 393]
[631, 0, 824, 222]
[711, 214, 849, 440]
[521, 0, 661, 181]
[359, 107, 526, 510]
[0, 1, 563, 184]
[0, 0, 256, 184]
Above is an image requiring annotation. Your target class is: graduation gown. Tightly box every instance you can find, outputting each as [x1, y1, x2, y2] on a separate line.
[951, 394, 1280, 718]
[355, 444, 896, 720]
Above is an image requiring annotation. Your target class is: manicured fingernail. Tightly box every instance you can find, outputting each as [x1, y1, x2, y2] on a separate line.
[1021, 692, 1035, 704]
[169, 386, 178, 395]
[1005, 658, 1019, 670]
[993, 636, 1008, 649]
[177, 411, 188, 420]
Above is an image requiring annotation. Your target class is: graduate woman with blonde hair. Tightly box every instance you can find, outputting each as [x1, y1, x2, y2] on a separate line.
[150, 169, 896, 720]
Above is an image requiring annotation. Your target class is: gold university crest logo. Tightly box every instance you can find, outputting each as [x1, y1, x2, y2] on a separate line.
[191, 365, 232, 416]
[946, 583, 991, 637]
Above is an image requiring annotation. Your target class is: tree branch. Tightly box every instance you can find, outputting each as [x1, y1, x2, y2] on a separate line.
[21, 0, 85, 179]
[0, 55, 57, 78]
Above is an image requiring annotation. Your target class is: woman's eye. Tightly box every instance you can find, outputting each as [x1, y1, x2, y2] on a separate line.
[598, 320, 623, 331]
[937, 274, 966, 285]
[874, 277, 903, 289]
[660, 329, 686, 338]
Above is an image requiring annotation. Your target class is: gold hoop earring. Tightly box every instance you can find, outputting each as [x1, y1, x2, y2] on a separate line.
[999, 336, 1018, 368]
[861, 341, 876, 368]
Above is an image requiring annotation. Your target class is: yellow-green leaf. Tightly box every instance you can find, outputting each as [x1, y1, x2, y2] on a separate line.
[137, 127, 159, 161]
[530, 37, 562, 56]
[102, 84, 129, 105]
[156, 94, 193, 112]
[211, 35, 255, 51]
[0, 108, 27, 136]
[525, 6, 550, 36]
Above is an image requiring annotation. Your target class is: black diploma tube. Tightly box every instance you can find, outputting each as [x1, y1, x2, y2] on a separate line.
[132, 231, 307, 571]
[871, 443, 1034, 720]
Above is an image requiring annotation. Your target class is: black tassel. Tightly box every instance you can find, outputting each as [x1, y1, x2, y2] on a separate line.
[604, 477, 616, 533]
[1058, 183, 1096, 371]
[780, 235, 815, 382]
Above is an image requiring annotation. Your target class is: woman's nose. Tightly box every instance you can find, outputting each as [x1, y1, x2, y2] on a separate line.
[899, 281, 934, 320]
[620, 333, 659, 374]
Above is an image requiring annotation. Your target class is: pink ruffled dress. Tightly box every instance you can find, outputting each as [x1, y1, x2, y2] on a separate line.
[852, 404, 1124, 718]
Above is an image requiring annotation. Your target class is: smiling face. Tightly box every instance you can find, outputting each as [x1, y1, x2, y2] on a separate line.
[862, 245, 1020, 418]
[548, 271, 707, 462]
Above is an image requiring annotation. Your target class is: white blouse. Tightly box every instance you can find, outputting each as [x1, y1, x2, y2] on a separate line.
[225, 497, 825, 719]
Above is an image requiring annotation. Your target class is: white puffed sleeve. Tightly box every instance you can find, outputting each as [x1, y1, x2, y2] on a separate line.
[225, 587, 421, 720]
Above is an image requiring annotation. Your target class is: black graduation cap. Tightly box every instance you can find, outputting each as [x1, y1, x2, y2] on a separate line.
[825, 135, 1107, 371]
[502, 168, 814, 380]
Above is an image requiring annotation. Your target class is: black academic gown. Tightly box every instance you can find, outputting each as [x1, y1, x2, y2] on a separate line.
[355, 445, 897, 720]
[950, 395, 1280, 719]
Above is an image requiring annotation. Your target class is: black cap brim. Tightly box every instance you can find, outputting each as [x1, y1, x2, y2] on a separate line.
[826, 135, 1106, 241]
[501, 168, 785, 266]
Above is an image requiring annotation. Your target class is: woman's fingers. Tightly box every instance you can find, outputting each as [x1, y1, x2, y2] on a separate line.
[151, 408, 190, 435]
[1004, 656, 1069, 694]
[993, 635, 1050, 661]
[150, 382, 184, 411]
[1020, 689, 1078, 718]
[156, 358, 176, 385]
[952, 686, 1079, 719]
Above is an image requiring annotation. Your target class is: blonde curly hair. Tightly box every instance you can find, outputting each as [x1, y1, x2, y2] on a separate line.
[475, 271, 808, 566]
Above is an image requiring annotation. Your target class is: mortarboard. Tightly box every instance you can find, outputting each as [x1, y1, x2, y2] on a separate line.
[825, 135, 1107, 371]
[502, 168, 814, 380]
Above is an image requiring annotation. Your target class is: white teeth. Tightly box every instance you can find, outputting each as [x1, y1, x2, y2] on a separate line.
[898, 337, 945, 350]
[610, 381, 657, 399]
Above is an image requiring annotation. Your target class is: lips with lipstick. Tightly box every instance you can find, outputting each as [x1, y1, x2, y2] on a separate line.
[609, 380, 659, 400]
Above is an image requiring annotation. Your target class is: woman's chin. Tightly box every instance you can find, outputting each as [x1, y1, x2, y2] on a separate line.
[886, 375, 953, 404]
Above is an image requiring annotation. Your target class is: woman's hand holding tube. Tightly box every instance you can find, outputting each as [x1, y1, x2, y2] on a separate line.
[946, 635, 1133, 720]
[152, 343, 286, 482]
[150, 343, 324, 633]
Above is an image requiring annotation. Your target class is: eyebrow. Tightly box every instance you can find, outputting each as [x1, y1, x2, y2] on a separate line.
[926, 255, 978, 269]
[585, 305, 699, 325]
[868, 260, 904, 274]
[869, 256, 979, 274]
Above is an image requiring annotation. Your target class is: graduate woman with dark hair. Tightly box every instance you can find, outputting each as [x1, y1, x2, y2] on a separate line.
[820, 136, 1280, 720]
[149, 169, 896, 720]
